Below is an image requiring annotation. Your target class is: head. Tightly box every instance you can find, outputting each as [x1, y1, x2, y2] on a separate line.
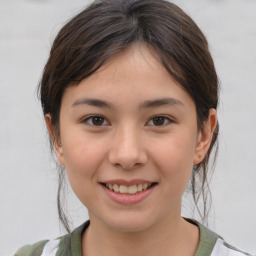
[40, 0, 219, 232]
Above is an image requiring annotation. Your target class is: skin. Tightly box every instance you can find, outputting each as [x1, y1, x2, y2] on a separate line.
[46, 43, 217, 256]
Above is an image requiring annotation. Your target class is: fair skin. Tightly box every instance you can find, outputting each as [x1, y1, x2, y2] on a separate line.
[46, 44, 217, 256]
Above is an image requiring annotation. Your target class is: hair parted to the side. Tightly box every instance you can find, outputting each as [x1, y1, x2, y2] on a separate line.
[39, 0, 219, 233]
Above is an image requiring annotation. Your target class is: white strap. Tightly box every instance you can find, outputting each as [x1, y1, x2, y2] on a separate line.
[211, 238, 254, 256]
[41, 239, 60, 256]
[211, 239, 228, 256]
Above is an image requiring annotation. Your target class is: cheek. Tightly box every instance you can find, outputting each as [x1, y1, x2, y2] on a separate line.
[152, 134, 196, 168]
[150, 135, 196, 192]
[61, 134, 106, 189]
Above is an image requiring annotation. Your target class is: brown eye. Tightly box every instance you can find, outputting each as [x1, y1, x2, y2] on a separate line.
[152, 116, 165, 126]
[83, 115, 108, 126]
[147, 116, 173, 127]
[92, 116, 105, 126]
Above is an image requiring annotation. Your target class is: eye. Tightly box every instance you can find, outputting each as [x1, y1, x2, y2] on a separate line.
[82, 115, 109, 126]
[147, 116, 173, 126]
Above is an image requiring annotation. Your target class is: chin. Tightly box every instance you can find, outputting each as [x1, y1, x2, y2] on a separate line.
[109, 221, 151, 233]
[99, 212, 159, 233]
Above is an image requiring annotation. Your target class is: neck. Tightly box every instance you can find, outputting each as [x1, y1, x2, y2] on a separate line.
[82, 215, 199, 256]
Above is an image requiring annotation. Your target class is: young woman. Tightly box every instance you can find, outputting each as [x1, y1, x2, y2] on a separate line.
[13, 0, 254, 255]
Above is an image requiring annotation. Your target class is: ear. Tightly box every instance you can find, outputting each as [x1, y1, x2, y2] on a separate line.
[45, 114, 66, 166]
[193, 109, 217, 165]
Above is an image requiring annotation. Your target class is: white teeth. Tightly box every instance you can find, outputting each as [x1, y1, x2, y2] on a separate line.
[143, 183, 148, 190]
[128, 185, 137, 194]
[119, 185, 128, 193]
[137, 184, 143, 192]
[113, 184, 119, 192]
[105, 183, 152, 194]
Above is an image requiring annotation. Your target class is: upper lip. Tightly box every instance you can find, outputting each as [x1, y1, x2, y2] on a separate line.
[100, 179, 157, 186]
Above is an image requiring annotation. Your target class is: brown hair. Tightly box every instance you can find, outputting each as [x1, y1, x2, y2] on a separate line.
[39, 0, 219, 233]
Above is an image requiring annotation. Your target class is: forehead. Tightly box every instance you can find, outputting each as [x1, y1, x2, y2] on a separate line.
[61, 43, 195, 111]
[91, 44, 165, 82]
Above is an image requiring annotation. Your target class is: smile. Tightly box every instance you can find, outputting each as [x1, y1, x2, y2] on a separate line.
[101, 181, 157, 205]
[103, 183, 156, 194]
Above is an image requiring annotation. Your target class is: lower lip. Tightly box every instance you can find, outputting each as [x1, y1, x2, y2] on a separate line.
[101, 184, 157, 205]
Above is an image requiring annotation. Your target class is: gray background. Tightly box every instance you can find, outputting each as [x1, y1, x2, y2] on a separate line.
[1, 0, 255, 255]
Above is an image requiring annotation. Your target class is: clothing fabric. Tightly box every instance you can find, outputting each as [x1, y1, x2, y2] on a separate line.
[13, 219, 254, 256]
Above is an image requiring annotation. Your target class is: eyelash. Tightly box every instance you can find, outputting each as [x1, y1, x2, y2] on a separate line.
[82, 115, 173, 127]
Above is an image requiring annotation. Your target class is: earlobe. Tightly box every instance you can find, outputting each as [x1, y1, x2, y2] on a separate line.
[45, 114, 65, 166]
[193, 109, 217, 165]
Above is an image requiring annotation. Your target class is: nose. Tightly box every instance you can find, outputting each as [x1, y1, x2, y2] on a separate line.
[108, 126, 148, 170]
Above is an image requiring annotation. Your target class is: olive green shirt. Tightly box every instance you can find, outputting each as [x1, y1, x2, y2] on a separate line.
[13, 219, 253, 256]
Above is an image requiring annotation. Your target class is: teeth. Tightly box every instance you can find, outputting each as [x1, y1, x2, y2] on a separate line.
[119, 185, 128, 193]
[113, 184, 119, 192]
[105, 183, 152, 194]
[137, 184, 143, 192]
[128, 185, 137, 194]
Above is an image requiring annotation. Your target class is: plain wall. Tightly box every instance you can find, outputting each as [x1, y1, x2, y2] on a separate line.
[0, 0, 255, 255]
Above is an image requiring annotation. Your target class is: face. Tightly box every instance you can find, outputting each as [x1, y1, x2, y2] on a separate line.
[51, 44, 215, 232]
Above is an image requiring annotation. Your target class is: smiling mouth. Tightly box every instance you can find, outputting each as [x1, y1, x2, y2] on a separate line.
[101, 182, 158, 195]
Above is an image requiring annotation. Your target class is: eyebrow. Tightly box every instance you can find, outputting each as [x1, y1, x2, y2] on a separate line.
[72, 98, 114, 108]
[72, 97, 183, 109]
[139, 98, 184, 109]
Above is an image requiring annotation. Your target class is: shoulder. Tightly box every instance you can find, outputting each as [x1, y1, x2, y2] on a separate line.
[13, 239, 61, 256]
[12, 239, 48, 256]
[187, 219, 255, 256]
[12, 220, 89, 256]
[13, 233, 72, 256]
[211, 238, 255, 256]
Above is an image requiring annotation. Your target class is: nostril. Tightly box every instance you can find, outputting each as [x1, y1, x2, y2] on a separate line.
[108, 144, 148, 169]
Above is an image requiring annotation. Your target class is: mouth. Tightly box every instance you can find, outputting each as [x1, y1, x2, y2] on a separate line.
[100, 182, 158, 195]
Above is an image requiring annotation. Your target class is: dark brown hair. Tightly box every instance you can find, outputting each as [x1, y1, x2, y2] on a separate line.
[39, 0, 219, 233]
